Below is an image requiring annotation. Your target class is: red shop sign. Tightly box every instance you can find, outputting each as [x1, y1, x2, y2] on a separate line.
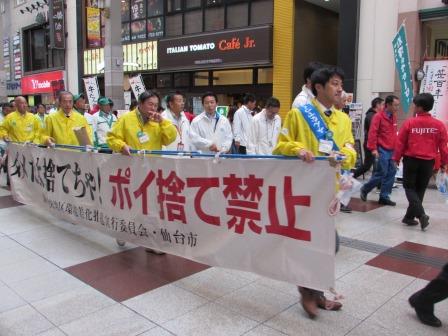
[21, 71, 65, 95]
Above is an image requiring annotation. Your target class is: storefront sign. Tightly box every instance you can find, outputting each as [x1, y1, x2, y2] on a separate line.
[86, 7, 101, 48]
[3, 38, 11, 81]
[49, 0, 66, 49]
[9, 144, 336, 290]
[21, 71, 65, 95]
[6, 81, 21, 91]
[13, 34, 22, 80]
[83, 41, 157, 75]
[158, 25, 272, 71]
[420, 60, 448, 128]
[392, 24, 413, 114]
[83, 76, 101, 108]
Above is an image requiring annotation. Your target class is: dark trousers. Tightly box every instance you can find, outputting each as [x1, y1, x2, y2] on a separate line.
[403, 156, 434, 219]
[353, 146, 375, 178]
[238, 145, 247, 155]
[412, 263, 448, 308]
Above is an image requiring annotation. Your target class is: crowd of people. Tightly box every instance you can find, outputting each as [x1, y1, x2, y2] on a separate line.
[0, 61, 448, 328]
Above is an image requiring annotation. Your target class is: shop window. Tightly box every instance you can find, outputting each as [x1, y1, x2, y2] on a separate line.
[206, 0, 222, 5]
[122, 23, 131, 42]
[166, 13, 183, 36]
[226, 3, 248, 29]
[174, 73, 190, 87]
[131, 0, 146, 20]
[121, 0, 130, 21]
[205, 6, 224, 32]
[194, 72, 209, 86]
[186, 0, 201, 9]
[147, 0, 163, 17]
[157, 74, 172, 88]
[131, 20, 147, 40]
[258, 68, 273, 84]
[147, 17, 164, 38]
[251, 0, 273, 25]
[213, 69, 253, 85]
[23, 25, 64, 72]
[184, 10, 202, 34]
[167, 0, 182, 12]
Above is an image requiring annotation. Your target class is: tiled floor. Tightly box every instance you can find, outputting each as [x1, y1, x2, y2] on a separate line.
[0, 172, 448, 335]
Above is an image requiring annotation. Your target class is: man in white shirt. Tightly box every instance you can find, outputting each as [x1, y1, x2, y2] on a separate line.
[232, 93, 256, 154]
[92, 97, 117, 147]
[292, 62, 324, 109]
[247, 97, 281, 155]
[161, 91, 192, 151]
[190, 92, 233, 153]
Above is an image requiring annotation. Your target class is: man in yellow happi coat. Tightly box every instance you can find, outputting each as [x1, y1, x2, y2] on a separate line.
[41, 91, 92, 146]
[0, 96, 40, 143]
[273, 66, 356, 319]
[107, 90, 176, 155]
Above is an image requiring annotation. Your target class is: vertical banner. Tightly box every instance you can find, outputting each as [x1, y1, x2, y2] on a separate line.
[129, 74, 146, 99]
[83, 77, 100, 108]
[392, 24, 413, 114]
[86, 7, 101, 48]
[420, 60, 448, 128]
[49, 0, 66, 49]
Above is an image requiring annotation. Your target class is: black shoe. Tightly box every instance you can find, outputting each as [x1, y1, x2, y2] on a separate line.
[419, 215, 430, 231]
[378, 198, 396, 206]
[360, 188, 367, 202]
[340, 204, 352, 213]
[409, 293, 442, 327]
[402, 217, 419, 226]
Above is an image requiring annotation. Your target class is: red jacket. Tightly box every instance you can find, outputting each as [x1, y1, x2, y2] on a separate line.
[367, 110, 397, 151]
[393, 113, 448, 165]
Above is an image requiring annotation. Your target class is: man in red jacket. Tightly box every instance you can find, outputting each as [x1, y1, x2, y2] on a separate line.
[393, 93, 448, 230]
[360, 95, 399, 205]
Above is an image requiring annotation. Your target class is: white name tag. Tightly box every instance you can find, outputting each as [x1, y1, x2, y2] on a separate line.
[319, 139, 333, 154]
[138, 132, 149, 144]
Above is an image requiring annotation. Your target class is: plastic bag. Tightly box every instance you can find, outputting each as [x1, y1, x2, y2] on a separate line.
[436, 171, 448, 202]
[328, 171, 362, 216]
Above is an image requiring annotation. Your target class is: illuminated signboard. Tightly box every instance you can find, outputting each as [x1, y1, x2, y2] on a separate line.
[158, 25, 272, 71]
[83, 41, 158, 75]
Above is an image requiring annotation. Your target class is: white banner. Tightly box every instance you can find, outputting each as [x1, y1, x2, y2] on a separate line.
[129, 74, 146, 100]
[83, 76, 100, 109]
[420, 60, 448, 128]
[8, 144, 336, 290]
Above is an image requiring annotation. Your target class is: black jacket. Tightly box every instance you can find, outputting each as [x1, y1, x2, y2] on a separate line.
[363, 108, 376, 146]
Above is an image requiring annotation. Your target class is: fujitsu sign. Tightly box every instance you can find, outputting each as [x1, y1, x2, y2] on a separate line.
[21, 71, 65, 95]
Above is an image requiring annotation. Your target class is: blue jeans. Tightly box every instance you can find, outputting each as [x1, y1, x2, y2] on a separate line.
[362, 147, 396, 200]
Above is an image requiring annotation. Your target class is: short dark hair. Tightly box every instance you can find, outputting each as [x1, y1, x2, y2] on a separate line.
[138, 90, 160, 104]
[242, 93, 256, 105]
[371, 97, 384, 109]
[413, 93, 434, 112]
[202, 92, 218, 104]
[58, 91, 73, 101]
[1, 102, 13, 108]
[129, 99, 138, 111]
[166, 91, 184, 106]
[385, 95, 399, 106]
[310, 66, 345, 96]
[303, 61, 325, 84]
[36, 103, 46, 109]
[265, 97, 280, 109]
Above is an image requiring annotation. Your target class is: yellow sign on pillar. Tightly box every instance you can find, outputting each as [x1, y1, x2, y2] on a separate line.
[273, 1, 295, 119]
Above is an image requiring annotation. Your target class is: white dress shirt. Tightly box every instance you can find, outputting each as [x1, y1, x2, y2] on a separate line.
[190, 111, 233, 153]
[161, 109, 192, 151]
[232, 105, 253, 147]
[247, 109, 281, 155]
[292, 85, 314, 109]
[92, 111, 117, 146]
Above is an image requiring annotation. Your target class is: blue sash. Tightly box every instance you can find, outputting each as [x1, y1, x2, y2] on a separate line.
[298, 103, 339, 151]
